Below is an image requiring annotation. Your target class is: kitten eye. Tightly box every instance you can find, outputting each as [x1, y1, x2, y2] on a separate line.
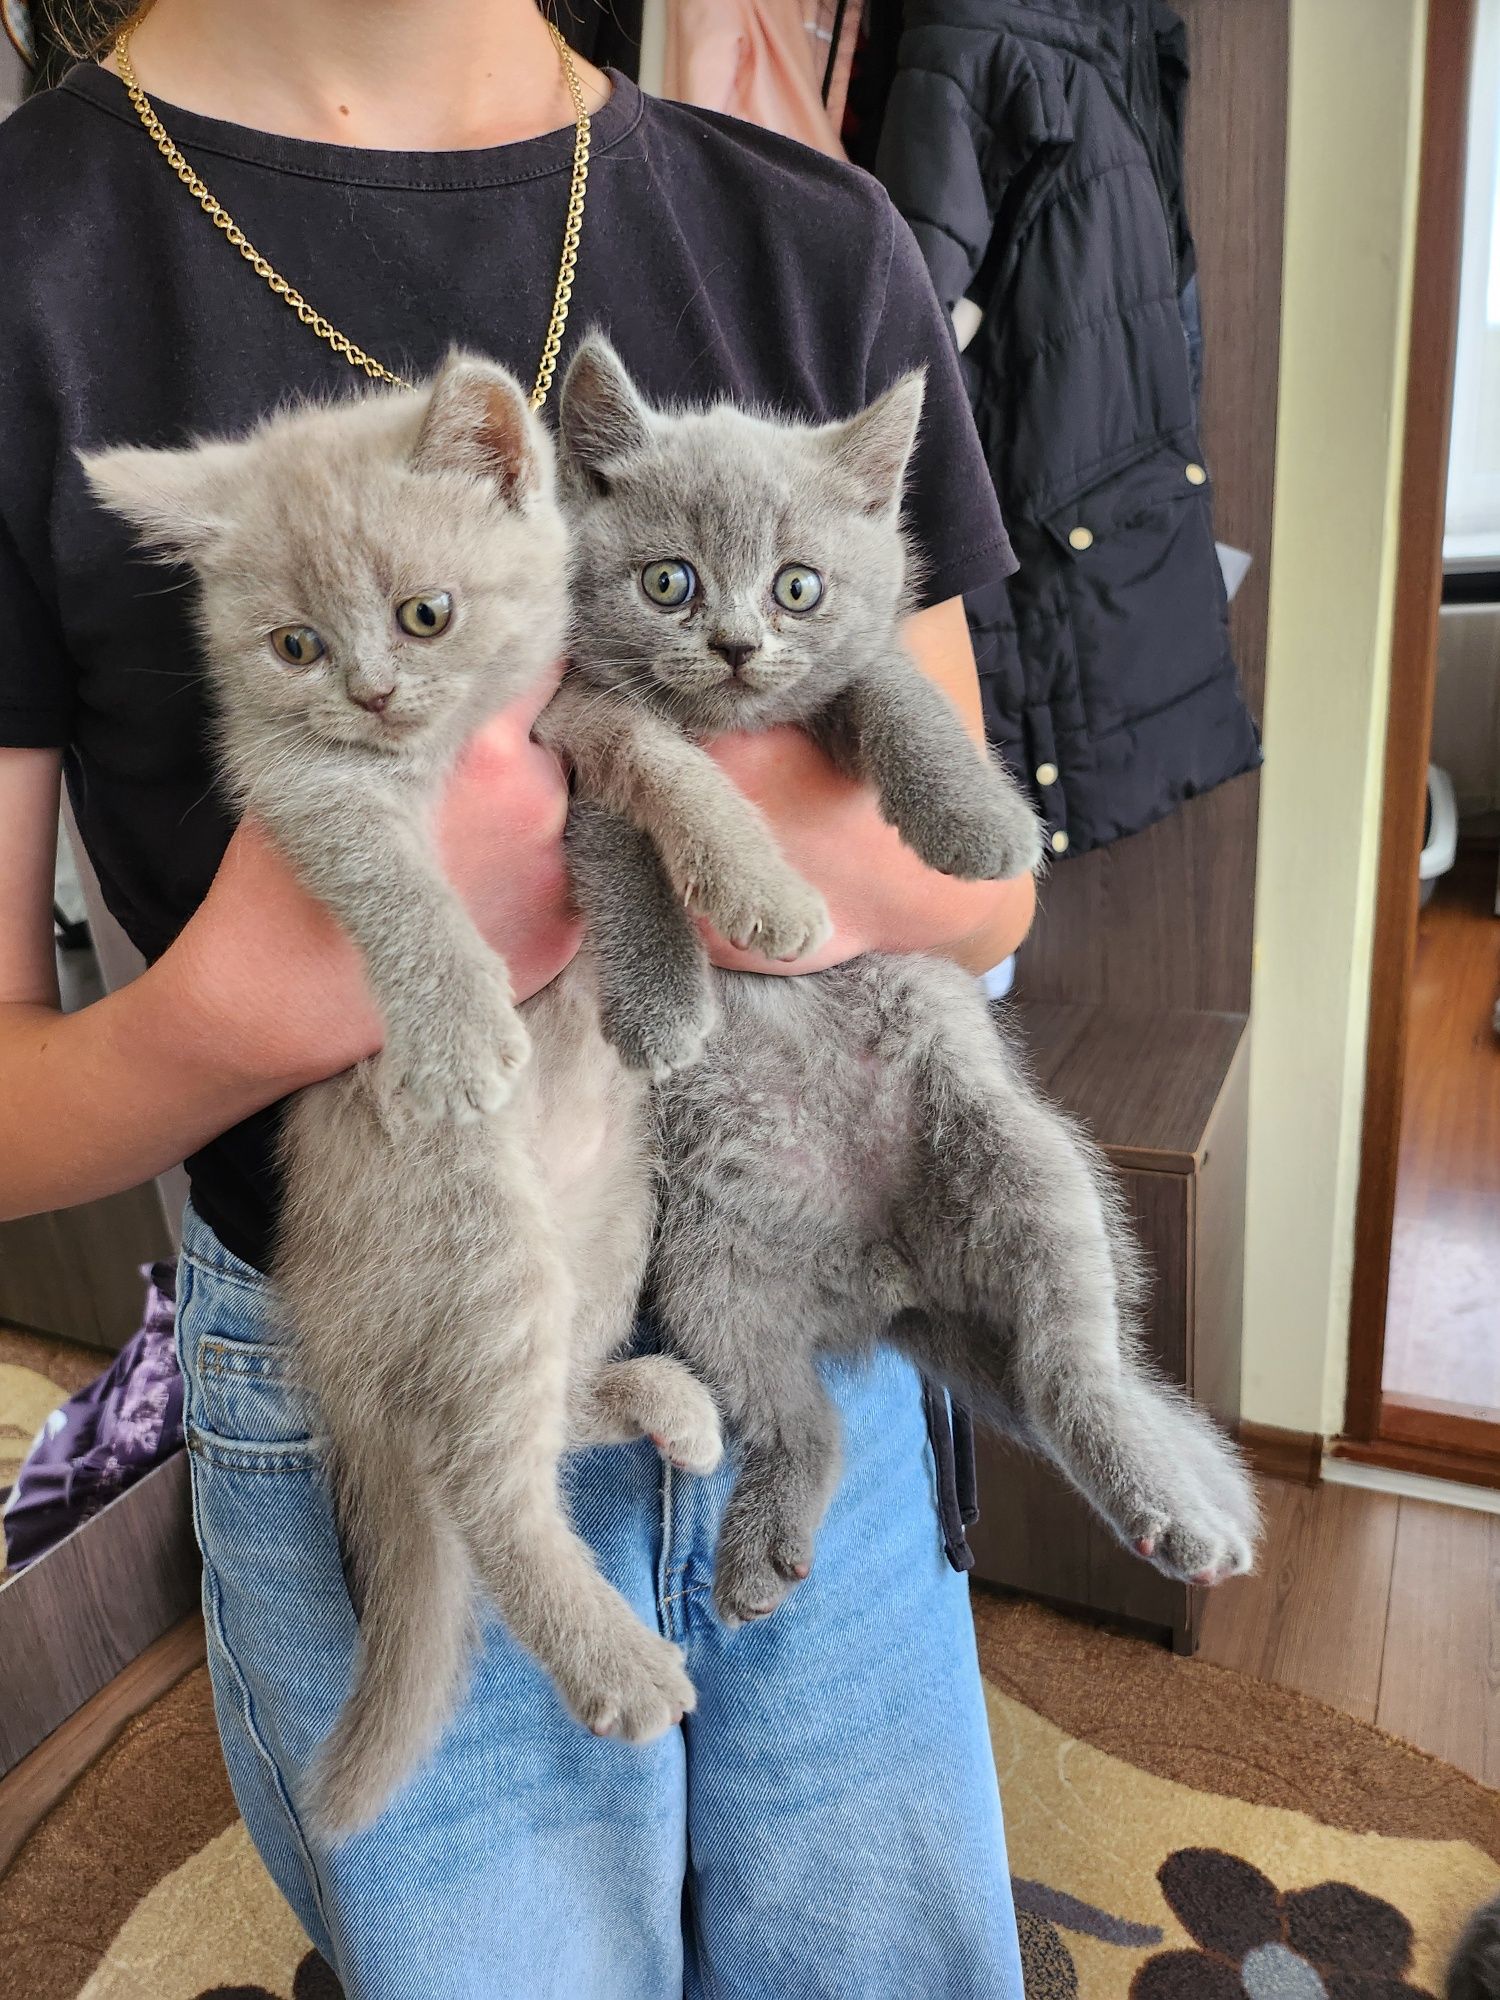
[640, 560, 696, 609]
[269, 625, 326, 667]
[772, 565, 823, 613]
[396, 591, 453, 638]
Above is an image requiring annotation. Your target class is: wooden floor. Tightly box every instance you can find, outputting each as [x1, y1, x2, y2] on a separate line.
[1381, 844, 1500, 1415]
[1198, 1476, 1500, 1786]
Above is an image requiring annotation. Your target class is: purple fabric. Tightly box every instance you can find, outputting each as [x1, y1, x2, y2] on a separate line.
[3, 1261, 184, 1570]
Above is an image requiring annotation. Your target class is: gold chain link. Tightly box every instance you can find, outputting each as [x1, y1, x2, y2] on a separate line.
[113, 20, 591, 410]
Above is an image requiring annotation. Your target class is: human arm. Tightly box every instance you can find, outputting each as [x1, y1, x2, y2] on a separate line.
[0, 668, 578, 1220]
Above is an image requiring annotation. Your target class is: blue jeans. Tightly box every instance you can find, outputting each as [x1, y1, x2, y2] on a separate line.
[176, 1203, 1024, 1999]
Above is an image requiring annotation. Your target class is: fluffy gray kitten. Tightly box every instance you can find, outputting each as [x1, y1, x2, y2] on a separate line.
[84, 357, 722, 1840]
[1451, 1897, 1500, 2000]
[547, 334, 1259, 1627]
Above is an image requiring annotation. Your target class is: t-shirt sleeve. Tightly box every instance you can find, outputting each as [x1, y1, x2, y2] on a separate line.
[862, 198, 1016, 609]
[0, 511, 74, 748]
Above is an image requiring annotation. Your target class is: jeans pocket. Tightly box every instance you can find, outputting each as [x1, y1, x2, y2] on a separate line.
[191, 1336, 322, 1464]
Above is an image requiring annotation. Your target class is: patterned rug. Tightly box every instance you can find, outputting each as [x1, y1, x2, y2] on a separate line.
[1, 1593, 1495, 1998]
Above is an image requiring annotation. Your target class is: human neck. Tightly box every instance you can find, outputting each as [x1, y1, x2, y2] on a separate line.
[108, 0, 610, 149]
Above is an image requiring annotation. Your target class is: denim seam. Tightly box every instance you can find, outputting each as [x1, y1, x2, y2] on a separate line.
[659, 1583, 712, 1609]
[187, 1432, 323, 1474]
[176, 1226, 335, 1958]
[195, 1487, 336, 1947]
[685, 1839, 723, 2000]
[657, 1460, 680, 1642]
[181, 1249, 266, 1297]
[200, 1344, 291, 1379]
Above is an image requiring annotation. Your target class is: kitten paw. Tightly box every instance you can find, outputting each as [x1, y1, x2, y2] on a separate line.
[1106, 1401, 1260, 1586]
[607, 993, 718, 1082]
[911, 789, 1045, 883]
[713, 1521, 815, 1628]
[645, 1375, 724, 1477]
[562, 1625, 696, 1744]
[381, 994, 531, 1123]
[685, 870, 832, 964]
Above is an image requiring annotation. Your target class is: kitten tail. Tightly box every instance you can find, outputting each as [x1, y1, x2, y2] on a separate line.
[300, 1448, 477, 1845]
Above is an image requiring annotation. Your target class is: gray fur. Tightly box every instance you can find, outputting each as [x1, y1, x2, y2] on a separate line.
[552, 335, 1259, 1625]
[83, 359, 714, 1840]
[1451, 1896, 1500, 2000]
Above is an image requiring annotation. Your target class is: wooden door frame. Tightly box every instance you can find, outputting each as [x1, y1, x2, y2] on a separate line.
[1342, 0, 1480, 1460]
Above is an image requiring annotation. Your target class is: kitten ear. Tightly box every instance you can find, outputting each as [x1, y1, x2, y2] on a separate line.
[820, 371, 926, 516]
[80, 440, 240, 558]
[557, 333, 653, 493]
[413, 352, 547, 504]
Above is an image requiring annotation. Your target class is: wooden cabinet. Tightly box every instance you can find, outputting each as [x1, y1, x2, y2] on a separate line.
[967, 1002, 1250, 1654]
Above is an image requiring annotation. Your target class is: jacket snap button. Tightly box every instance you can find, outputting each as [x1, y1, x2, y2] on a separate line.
[1067, 525, 1094, 550]
[1050, 829, 1070, 854]
[1185, 462, 1207, 485]
[1035, 761, 1059, 787]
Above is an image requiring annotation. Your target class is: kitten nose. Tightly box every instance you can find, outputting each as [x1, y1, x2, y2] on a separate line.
[354, 689, 394, 715]
[709, 639, 758, 674]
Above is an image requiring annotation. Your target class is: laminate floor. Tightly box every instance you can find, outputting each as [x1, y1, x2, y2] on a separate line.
[1198, 1476, 1500, 1786]
[1382, 844, 1500, 1415]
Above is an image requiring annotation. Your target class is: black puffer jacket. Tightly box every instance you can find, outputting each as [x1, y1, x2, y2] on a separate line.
[876, 0, 1260, 857]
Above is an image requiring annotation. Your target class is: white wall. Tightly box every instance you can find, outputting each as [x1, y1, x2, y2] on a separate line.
[1240, 0, 1428, 1436]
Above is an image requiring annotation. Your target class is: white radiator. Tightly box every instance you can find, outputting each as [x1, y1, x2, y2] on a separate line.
[1432, 602, 1500, 822]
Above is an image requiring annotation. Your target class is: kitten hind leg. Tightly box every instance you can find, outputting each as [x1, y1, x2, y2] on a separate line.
[429, 1334, 696, 1742]
[571, 1355, 725, 1475]
[456, 1462, 697, 1739]
[897, 1001, 1258, 1586]
[696, 1341, 842, 1628]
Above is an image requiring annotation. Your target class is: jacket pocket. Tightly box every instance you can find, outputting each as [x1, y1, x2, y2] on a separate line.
[1037, 436, 1229, 746]
[1040, 439, 1213, 551]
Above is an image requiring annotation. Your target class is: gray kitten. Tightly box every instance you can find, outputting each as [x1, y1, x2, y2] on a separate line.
[1451, 1897, 1500, 2000]
[84, 358, 721, 1841]
[547, 335, 1259, 1627]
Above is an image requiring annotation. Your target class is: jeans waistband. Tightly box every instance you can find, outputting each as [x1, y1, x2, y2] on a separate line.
[180, 1200, 270, 1294]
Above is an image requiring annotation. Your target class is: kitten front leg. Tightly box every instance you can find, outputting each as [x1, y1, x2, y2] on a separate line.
[813, 664, 1044, 882]
[566, 798, 718, 1077]
[259, 777, 530, 1121]
[543, 682, 832, 963]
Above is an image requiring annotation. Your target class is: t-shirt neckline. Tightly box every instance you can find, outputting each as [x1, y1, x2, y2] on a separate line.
[61, 62, 644, 191]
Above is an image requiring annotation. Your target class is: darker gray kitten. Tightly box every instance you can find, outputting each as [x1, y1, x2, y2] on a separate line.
[1451, 1897, 1500, 2000]
[548, 335, 1258, 1627]
[84, 358, 718, 1840]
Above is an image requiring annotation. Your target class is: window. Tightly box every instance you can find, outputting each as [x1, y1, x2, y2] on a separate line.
[1445, 0, 1500, 564]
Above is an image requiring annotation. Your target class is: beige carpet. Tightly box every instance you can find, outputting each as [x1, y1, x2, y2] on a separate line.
[2, 1593, 1496, 1998]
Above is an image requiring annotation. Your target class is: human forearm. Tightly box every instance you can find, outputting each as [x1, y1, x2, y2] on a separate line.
[0, 687, 580, 1223]
[703, 725, 1035, 974]
[0, 953, 303, 1219]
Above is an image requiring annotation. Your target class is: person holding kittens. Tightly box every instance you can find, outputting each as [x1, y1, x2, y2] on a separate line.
[0, 3, 1035, 1995]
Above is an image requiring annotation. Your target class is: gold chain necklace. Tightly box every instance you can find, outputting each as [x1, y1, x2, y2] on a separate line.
[113, 21, 591, 409]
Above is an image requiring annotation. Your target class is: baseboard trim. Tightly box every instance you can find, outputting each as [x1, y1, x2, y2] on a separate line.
[1330, 1432, 1500, 1495]
[1322, 1452, 1500, 1516]
[1237, 1422, 1324, 1486]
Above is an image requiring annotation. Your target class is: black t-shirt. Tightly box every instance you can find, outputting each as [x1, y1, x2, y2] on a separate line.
[0, 65, 1014, 1272]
